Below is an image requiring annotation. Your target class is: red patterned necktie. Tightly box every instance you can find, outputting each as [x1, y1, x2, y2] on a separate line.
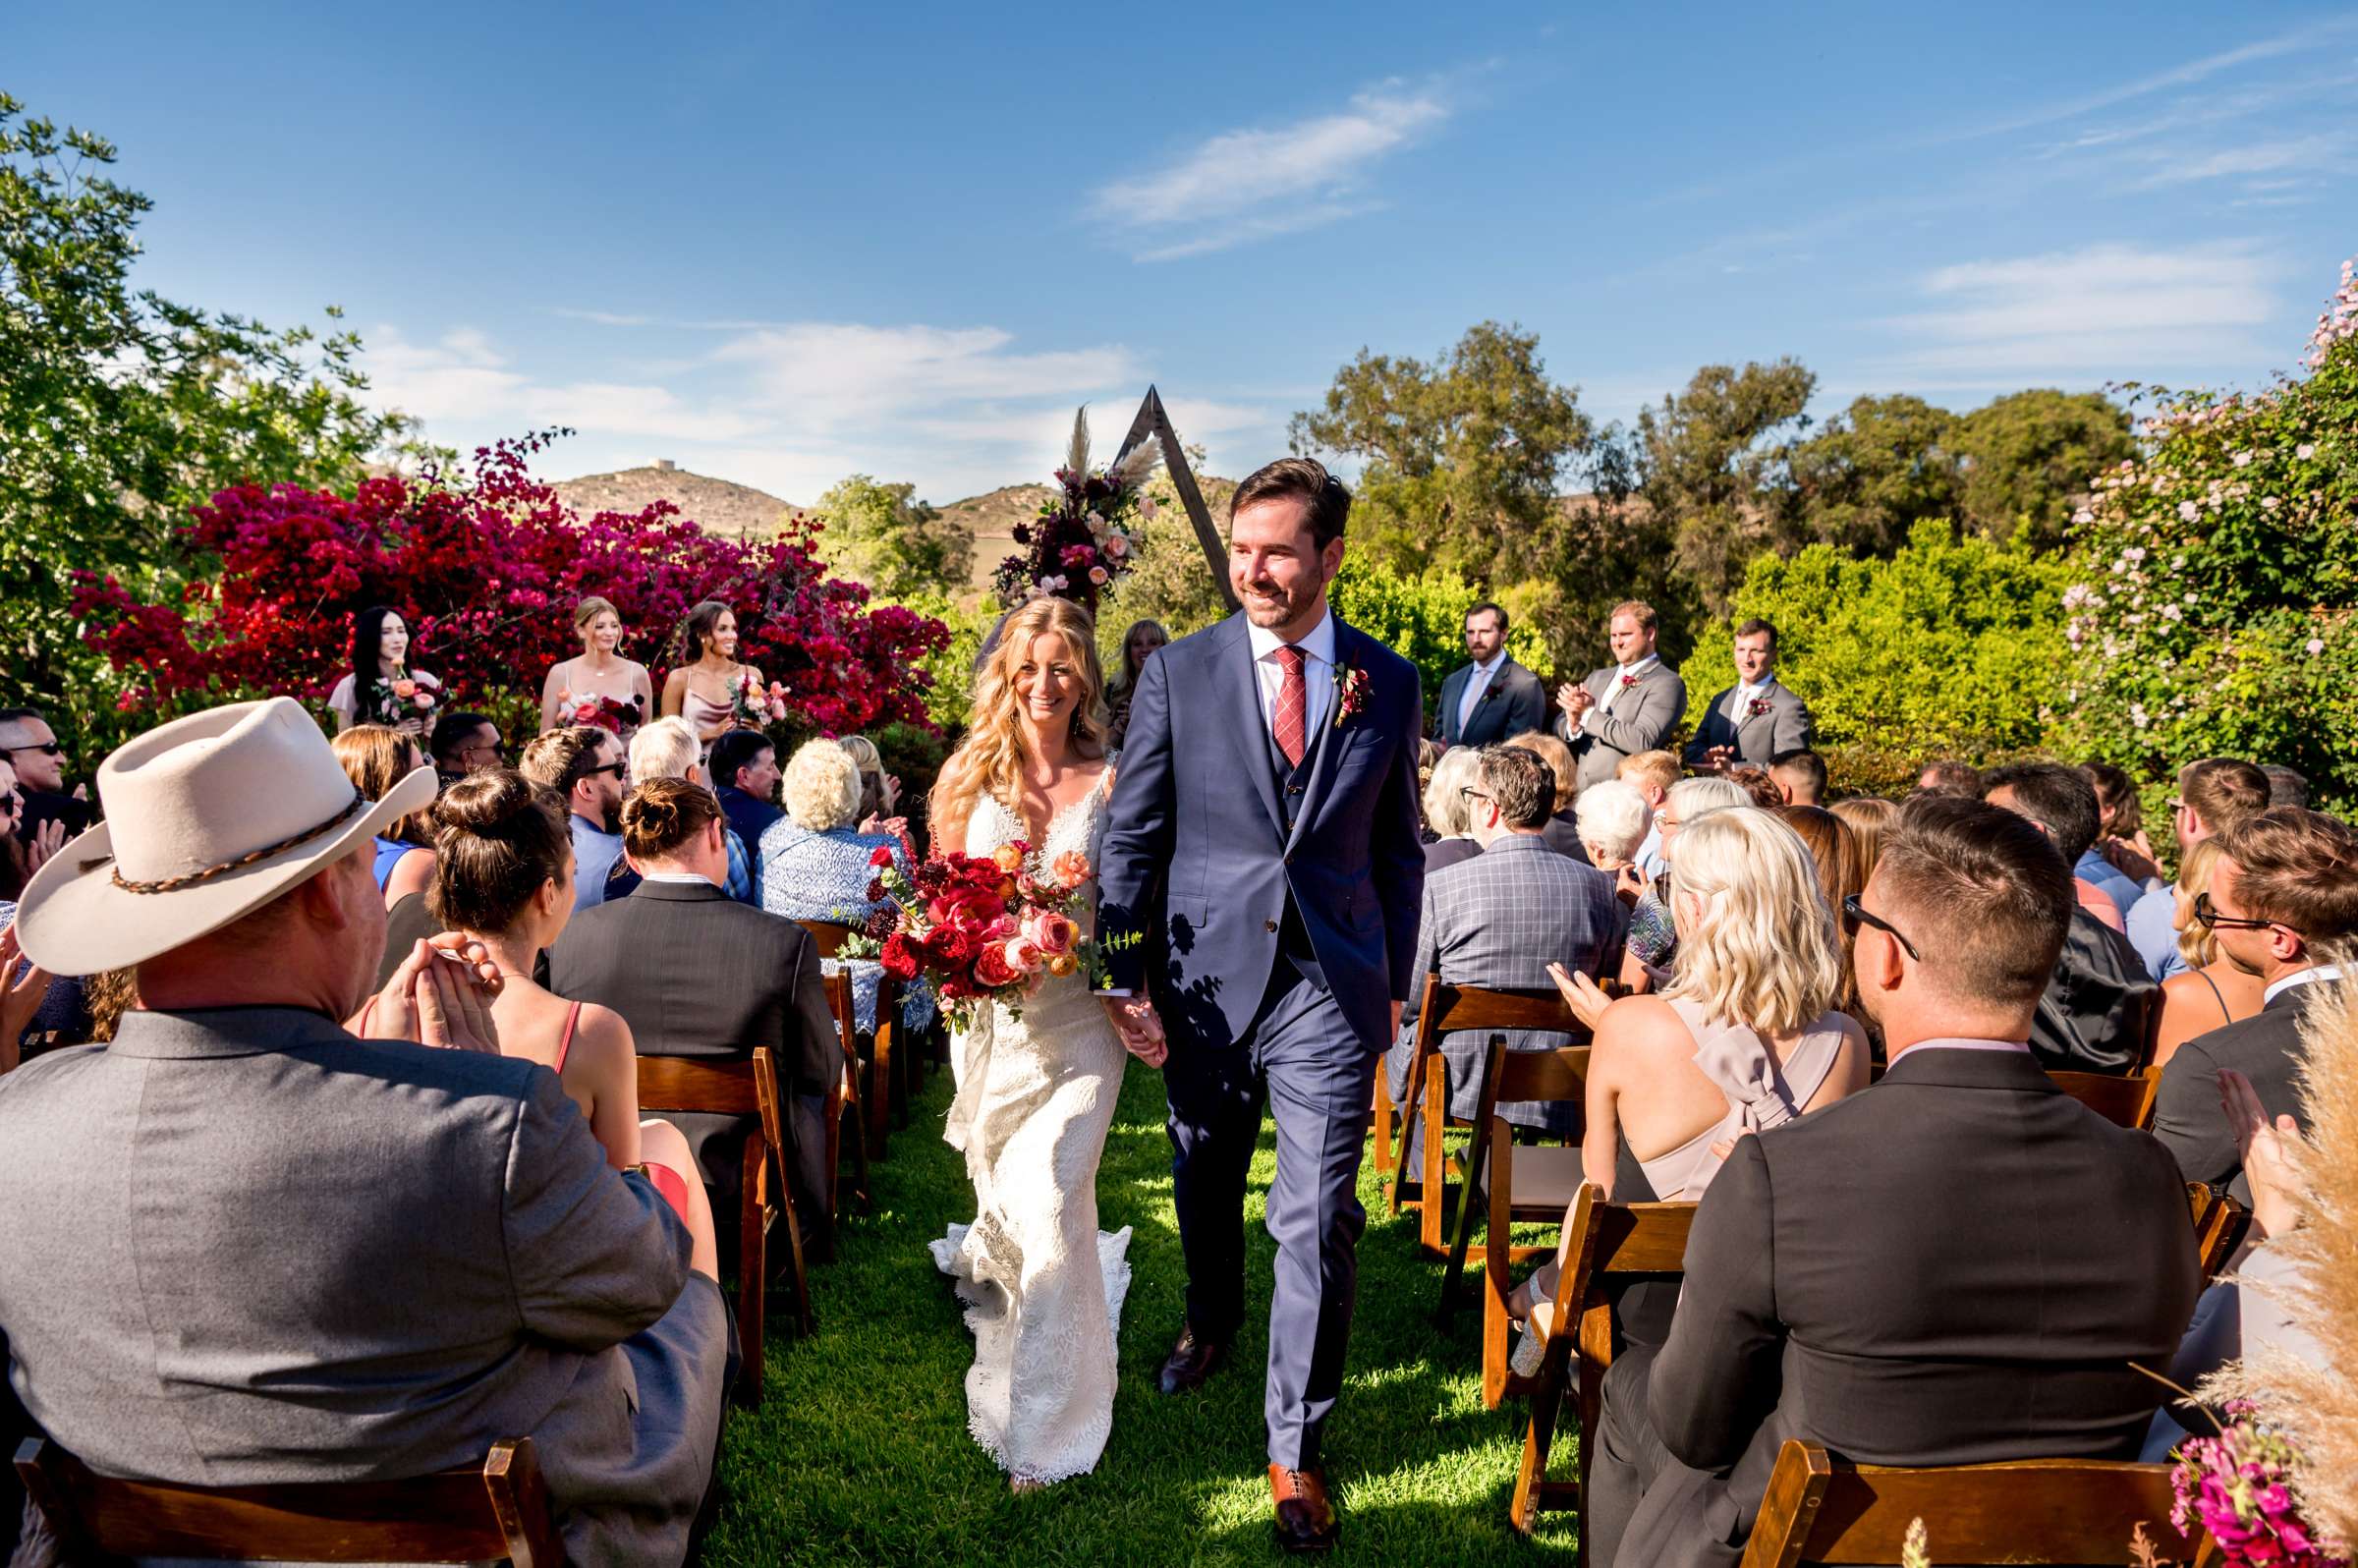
[1273, 644, 1307, 769]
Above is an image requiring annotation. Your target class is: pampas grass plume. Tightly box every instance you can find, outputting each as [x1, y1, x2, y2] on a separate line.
[1065, 407, 1091, 478]
[1111, 432, 1164, 490]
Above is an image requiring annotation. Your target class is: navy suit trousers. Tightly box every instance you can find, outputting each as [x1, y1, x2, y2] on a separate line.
[1164, 963, 1376, 1470]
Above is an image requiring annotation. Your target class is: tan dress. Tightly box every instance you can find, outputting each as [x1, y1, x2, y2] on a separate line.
[1636, 997, 1854, 1201]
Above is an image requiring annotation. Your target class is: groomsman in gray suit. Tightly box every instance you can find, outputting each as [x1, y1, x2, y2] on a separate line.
[1552, 599, 1689, 792]
[1684, 618, 1814, 772]
[1437, 601, 1547, 748]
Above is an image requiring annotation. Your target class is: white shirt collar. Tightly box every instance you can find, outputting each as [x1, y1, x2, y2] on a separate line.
[1737, 673, 1774, 699]
[1469, 648, 1506, 678]
[2264, 963, 2343, 1007]
[1248, 605, 1336, 667]
[1617, 653, 1660, 681]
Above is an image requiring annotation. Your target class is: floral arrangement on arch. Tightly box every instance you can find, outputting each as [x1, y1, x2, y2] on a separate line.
[848, 839, 1105, 1027]
[993, 407, 1164, 608]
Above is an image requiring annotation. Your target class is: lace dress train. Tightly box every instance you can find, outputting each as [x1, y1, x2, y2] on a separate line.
[926, 780, 1132, 1484]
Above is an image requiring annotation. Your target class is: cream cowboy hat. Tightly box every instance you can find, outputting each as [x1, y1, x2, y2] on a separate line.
[13, 698, 437, 976]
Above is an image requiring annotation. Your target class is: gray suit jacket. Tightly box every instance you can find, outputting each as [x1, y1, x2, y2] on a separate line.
[1385, 833, 1626, 1137]
[0, 1007, 724, 1566]
[1682, 678, 1813, 769]
[1554, 660, 1690, 790]
[1437, 657, 1547, 749]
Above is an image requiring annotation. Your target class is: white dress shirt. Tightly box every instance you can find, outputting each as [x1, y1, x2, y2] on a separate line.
[1247, 607, 1337, 744]
[1727, 676, 1772, 719]
[1586, 653, 1660, 733]
[2263, 963, 2344, 1007]
[1457, 649, 1506, 731]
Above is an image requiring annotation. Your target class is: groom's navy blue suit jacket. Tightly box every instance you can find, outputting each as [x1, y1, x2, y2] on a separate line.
[1096, 610, 1426, 1054]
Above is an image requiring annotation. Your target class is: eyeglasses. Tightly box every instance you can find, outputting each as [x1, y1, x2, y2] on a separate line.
[1841, 894, 1921, 962]
[3, 742, 62, 757]
[1458, 788, 1492, 805]
[2193, 891, 2281, 934]
[585, 761, 628, 781]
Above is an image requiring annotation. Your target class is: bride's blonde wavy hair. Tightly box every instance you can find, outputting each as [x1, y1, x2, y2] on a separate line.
[930, 596, 1108, 841]
[1662, 808, 1843, 1036]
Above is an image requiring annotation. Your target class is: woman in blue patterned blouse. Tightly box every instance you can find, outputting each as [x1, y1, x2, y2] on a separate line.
[759, 739, 933, 1035]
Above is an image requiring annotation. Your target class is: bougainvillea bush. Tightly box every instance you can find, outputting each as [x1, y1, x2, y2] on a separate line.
[2061, 256, 2358, 816]
[71, 431, 950, 742]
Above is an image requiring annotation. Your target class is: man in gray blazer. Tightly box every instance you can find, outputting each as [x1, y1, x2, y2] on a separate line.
[1437, 600, 1547, 748]
[1552, 599, 1689, 792]
[0, 699, 729, 1567]
[1683, 617, 1814, 771]
[1385, 746, 1625, 1142]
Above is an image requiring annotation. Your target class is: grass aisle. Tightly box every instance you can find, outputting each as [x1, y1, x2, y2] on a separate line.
[702, 1055, 1581, 1564]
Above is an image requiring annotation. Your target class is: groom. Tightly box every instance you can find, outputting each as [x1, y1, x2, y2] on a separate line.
[1096, 457, 1425, 1552]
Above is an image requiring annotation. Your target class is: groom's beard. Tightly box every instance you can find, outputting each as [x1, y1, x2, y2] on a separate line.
[1240, 575, 1313, 628]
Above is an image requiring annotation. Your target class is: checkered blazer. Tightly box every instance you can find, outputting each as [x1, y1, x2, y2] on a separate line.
[1384, 832, 1627, 1137]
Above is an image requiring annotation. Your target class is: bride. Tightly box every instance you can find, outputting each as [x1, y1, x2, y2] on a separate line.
[925, 595, 1155, 1491]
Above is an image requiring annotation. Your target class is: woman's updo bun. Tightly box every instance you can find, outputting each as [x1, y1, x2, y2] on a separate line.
[621, 776, 722, 863]
[428, 768, 571, 934]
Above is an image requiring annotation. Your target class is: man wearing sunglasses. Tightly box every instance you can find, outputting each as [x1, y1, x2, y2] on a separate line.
[0, 707, 93, 843]
[2152, 807, 2358, 1204]
[520, 726, 632, 912]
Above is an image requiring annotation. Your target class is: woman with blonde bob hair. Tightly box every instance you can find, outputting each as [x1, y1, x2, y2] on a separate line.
[1421, 746, 1486, 874]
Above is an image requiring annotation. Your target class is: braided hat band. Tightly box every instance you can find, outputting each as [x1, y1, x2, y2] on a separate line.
[79, 792, 370, 896]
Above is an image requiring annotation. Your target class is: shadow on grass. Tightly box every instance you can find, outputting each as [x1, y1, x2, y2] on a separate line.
[699, 1054, 1579, 1565]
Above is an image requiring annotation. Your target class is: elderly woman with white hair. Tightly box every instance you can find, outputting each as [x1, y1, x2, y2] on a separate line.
[758, 738, 928, 1036]
[1422, 746, 1487, 875]
[627, 716, 756, 904]
[1603, 773, 1750, 990]
[1574, 778, 1652, 874]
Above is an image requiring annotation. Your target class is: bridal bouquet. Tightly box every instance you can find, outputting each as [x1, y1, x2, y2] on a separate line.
[847, 839, 1101, 1026]
[556, 690, 642, 734]
[364, 669, 438, 727]
[993, 406, 1164, 608]
[730, 669, 791, 728]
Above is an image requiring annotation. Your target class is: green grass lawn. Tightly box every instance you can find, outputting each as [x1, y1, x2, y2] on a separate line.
[700, 1056, 1581, 1565]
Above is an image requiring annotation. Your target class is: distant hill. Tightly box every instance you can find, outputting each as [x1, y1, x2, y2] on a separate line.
[551, 461, 802, 541]
[934, 483, 1057, 594]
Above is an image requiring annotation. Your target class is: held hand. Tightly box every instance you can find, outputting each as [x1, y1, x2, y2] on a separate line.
[2100, 834, 2161, 885]
[1545, 962, 1613, 1031]
[1100, 994, 1168, 1069]
[2219, 1067, 2306, 1239]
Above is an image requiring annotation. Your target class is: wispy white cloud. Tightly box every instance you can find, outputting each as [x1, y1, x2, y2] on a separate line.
[362, 317, 1286, 506]
[1094, 84, 1449, 259]
[2128, 133, 2345, 189]
[1876, 242, 2277, 381]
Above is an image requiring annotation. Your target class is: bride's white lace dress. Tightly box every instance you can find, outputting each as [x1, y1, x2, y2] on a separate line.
[926, 774, 1133, 1484]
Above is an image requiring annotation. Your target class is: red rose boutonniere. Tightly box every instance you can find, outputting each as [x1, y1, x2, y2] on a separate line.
[1619, 672, 1640, 692]
[1335, 662, 1374, 729]
[1747, 697, 1773, 718]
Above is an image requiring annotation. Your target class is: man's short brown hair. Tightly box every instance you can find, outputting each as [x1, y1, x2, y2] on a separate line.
[1915, 759, 1983, 799]
[1231, 457, 1351, 548]
[1618, 750, 1682, 795]
[1608, 599, 1659, 634]
[1477, 744, 1555, 829]
[2216, 807, 2358, 943]
[2179, 756, 2272, 835]
[1876, 795, 2074, 1008]
[519, 726, 610, 798]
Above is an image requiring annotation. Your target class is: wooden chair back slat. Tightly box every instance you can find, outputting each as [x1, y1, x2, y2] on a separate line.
[1490, 1041, 1591, 1106]
[1432, 983, 1584, 1037]
[2050, 1067, 2162, 1131]
[795, 918, 854, 958]
[633, 1054, 761, 1115]
[14, 1436, 564, 1566]
[1739, 1439, 2203, 1568]
[2187, 1182, 2250, 1278]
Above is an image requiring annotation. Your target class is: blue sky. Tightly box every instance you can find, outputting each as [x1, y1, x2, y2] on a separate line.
[14, 1, 2358, 504]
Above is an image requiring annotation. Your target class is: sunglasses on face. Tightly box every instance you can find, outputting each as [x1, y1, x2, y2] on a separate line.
[2193, 891, 2281, 934]
[1842, 894, 1922, 963]
[3, 742, 62, 758]
[0, 794, 18, 819]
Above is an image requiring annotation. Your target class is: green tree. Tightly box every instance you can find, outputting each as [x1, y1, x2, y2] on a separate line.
[1782, 393, 1959, 557]
[1684, 521, 2070, 796]
[1329, 557, 1549, 722]
[1950, 388, 2133, 550]
[812, 474, 970, 598]
[0, 94, 416, 738]
[1288, 321, 1596, 588]
[1101, 453, 1235, 649]
[1632, 358, 1817, 615]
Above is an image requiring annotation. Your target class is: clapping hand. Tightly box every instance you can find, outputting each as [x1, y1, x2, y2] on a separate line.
[1099, 993, 1168, 1068]
[1702, 745, 1735, 773]
[2219, 1067, 2306, 1240]
[365, 934, 504, 1052]
[1545, 962, 1613, 1031]
[22, 817, 65, 878]
[2100, 832, 2162, 886]
[1554, 683, 1593, 722]
[1, 924, 52, 1073]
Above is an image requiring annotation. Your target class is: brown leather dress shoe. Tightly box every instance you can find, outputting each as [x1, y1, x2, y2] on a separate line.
[1156, 1322, 1228, 1395]
[1268, 1464, 1339, 1553]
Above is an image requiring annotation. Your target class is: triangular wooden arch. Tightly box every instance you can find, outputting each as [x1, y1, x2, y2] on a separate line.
[1111, 385, 1241, 614]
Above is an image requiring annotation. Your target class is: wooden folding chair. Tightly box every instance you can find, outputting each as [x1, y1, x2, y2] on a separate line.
[798, 919, 903, 1157]
[15, 1435, 565, 1566]
[2050, 1066, 2162, 1130]
[1739, 1439, 2205, 1568]
[2187, 1182, 2250, 1278]
[1386, 978, 1586, 1256]
[1509, 1183, 1696, 1549]
[635, 1048, 808, 1405]
[818, 970, 872, 1219]
[1437, 1036, 1589, 1320]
